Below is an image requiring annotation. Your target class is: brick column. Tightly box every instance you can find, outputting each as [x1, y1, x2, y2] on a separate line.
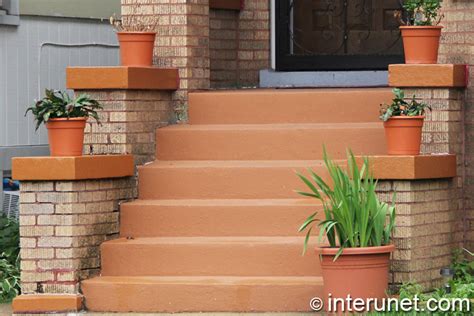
[12, 155, 134, 312]
[387, 64, 467, 290]
[121, 0, 210, 120]
[66, 67, 179, 166]
[357, 155, 460, 291]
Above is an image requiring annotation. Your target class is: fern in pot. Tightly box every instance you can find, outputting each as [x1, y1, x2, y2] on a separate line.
[298, 149, 396, 312]
[380, 88, 431, 155]
[26, 89, 102, 157]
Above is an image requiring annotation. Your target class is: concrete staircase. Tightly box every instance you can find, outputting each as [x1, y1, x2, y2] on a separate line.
[81, 88, 392, 312]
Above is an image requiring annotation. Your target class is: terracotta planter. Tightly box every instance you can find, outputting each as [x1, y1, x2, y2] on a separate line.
[400, 26, 443, 64]
[46, 118, 86, 157]
[316, 245, 395, 313]
[384, 116, 424, 155]
[117, 32, 156, 67]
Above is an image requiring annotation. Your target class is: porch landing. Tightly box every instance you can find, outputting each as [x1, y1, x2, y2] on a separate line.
[259, 69, 388, 88]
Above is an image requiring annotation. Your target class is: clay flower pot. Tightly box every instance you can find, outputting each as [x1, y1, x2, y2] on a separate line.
[46, 118, 87, 157]
[316, 245, 395, 313]
[117, 32, 156, 67]
[384, 116, 424, 155]
[400, 26, 443, 64]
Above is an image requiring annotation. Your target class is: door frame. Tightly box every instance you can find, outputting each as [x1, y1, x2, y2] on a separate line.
[271, 0, 405, 72]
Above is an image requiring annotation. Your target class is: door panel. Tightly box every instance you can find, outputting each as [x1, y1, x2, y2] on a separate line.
[276, 0, 404, 71]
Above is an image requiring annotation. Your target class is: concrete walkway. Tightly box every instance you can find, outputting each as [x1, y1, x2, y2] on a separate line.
[0, 304, 12, 316]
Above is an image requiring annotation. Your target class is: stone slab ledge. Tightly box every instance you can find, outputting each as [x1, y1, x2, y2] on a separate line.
[66, 67, 179, 90]
[12, 155, 134, 181]
[12, 294, 82, 314]
[357, 154, 457, 180]
[389, 64, 467, 88]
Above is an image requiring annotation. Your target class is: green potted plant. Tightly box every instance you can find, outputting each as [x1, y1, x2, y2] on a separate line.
[297, 149, 396, 313]
[398, 0, 444, 64]
[380, 88, 431, 155]
[110, 1, 159, 67]
[26, 89, 102, 157]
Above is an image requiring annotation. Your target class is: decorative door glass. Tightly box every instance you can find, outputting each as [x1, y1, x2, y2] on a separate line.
[276, 0, 405, 71]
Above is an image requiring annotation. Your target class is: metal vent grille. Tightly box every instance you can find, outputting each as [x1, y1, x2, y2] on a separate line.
[2, 191, 19, 220]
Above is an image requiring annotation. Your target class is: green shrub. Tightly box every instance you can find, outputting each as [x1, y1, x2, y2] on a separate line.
[379, 88, 431, 122]
[402, 0, 443, 26]
[0, 216, 20, 303]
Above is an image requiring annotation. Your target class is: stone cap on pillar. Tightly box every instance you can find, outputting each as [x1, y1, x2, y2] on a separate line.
[12, 155, 134, 181]
[356, 154, 457, 180]
[388, 64, 468, 88]
[66, 67, 179, 90]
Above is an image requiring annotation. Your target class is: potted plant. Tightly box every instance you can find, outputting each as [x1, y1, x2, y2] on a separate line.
[380, 88, 431, 155]
[297, 149, 396, 313]
[397, 0, 444, 64]
[110, 1, 159, 67]
[26, 89, 102, 157]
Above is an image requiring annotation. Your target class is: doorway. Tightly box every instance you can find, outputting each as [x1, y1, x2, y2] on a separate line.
[275, 0, 405, 71]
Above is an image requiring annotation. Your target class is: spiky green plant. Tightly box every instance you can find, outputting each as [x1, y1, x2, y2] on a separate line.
[297, 149, 396, 260]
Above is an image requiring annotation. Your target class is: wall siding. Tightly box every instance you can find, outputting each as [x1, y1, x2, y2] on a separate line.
[0, 16, 119, 148]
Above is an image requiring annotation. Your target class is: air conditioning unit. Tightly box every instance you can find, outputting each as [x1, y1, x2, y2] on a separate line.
[2, 191, 19, 220]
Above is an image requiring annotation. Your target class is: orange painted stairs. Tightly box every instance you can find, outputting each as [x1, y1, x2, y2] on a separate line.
[81, 88, 392, 312]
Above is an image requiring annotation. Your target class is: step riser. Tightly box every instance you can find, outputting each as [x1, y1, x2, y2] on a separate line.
[82, 280, 323, 312]
[101, 241, 320, 277]
[189, 89, 392, 124]
[156, 126, 386, 160]
[138, 164, 329, 199]
[120, 203, 322, 237]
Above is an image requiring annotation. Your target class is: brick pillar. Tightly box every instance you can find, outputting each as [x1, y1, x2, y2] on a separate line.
[13, 156, 135, 296]
[378, 178, 463, 291]
[387, 64, 467, 290]
[121, 0, 210, 121]
[66, 67, 179, 166]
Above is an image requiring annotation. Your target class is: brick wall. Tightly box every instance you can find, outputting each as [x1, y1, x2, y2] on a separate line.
[19, 178, 136, 294]
[209, 1, 271, 88]
[438, 1, 474, 251]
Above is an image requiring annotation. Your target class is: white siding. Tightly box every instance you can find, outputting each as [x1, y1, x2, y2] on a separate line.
[0, 16, 119, 147]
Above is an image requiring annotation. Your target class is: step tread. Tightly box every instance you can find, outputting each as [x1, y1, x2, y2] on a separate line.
[83, 275, 323, 286]
[162, 122, 383, 130]
[123, 198, 320, 207]
[104, 236, 313, 246]
[141, 160, 332, 169]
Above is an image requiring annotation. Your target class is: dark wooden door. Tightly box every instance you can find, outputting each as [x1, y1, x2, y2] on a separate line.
[276, 0, 404, 71]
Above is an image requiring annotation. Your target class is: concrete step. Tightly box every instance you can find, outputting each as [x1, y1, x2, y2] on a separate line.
[120, 199, 322, 237]
[138, 160, 331, 199]
[101, 237, 319, 277]
[156, 123, 386, 160]
[82, 276, 323, 312]
[188, 88, 392, 124]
